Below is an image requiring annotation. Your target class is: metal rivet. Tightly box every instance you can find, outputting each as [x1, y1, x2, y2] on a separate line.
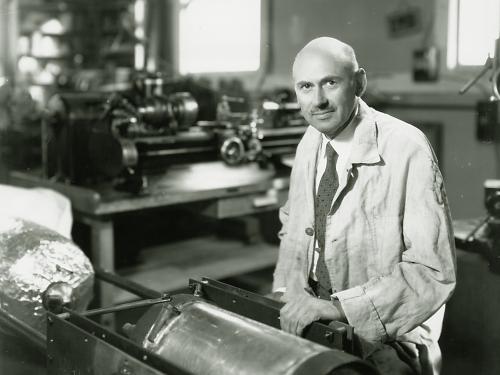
[193, 283, 203, 297]
[325, 331, 334, 343]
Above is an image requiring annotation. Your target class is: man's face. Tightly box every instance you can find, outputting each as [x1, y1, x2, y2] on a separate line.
[293, 51, 358, 138]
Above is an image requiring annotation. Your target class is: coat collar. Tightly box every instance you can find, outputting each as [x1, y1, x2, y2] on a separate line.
[347, 99, 381, 166]
[302, 98, 381, 168]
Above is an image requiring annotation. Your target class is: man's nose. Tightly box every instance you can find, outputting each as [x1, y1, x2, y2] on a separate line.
[313, 88, 328, 108]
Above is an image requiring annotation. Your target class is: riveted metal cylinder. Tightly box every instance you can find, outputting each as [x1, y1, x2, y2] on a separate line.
[140, 300, 374, 375]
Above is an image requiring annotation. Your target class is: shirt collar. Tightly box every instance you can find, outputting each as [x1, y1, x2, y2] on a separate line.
[321, 104, 358, 160]
[302, 98, 381, 170]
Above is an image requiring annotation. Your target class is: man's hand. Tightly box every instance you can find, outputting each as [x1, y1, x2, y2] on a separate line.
[280, 289, 345, 336]
[266, 291, 285, 302]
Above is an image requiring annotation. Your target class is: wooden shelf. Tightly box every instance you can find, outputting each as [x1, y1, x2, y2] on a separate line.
[19, 53, 71, 60]
[19, 1, 131, 14]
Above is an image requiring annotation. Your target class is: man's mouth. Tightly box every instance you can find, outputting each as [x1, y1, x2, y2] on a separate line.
[312, 110, 335, 118]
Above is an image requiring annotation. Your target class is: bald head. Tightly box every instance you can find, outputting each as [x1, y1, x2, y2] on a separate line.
[293, 37, 359, 78]
[291, 37, 366, 138]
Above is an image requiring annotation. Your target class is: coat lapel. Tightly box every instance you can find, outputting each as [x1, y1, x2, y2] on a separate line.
[347, 99, 381, 166]
[302, 126, 322, 226]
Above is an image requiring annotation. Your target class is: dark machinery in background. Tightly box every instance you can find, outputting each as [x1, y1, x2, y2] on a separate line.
[43, 74, 306, 193]
[458, 37, 500, 273]
[457, 179, 500, 274]
[460, 37, 500, 143]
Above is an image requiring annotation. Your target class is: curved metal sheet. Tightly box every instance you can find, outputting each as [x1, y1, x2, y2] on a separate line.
[0, 216, 94, 334]
[141, 300, 369, 375]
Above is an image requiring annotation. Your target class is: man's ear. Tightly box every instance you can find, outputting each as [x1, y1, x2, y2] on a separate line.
[355, 68, 367, 97]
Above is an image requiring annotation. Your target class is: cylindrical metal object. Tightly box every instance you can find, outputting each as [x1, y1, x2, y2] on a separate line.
[140, 300, 373, 375]
[220, 136, 245, 165]
[0, 217, 94, 334]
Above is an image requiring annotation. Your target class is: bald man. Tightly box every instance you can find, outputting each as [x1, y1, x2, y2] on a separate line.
[271, 37, 456, 375]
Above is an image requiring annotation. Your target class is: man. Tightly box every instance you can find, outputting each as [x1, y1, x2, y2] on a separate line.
[272, 37, 456, 375]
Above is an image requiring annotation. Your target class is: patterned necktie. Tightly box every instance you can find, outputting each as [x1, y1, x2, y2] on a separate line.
[313, 143, 338, 299]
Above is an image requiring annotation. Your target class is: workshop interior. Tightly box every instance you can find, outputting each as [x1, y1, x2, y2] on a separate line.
[0, 0, 499, 374]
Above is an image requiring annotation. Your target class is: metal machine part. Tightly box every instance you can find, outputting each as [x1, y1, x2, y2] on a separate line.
[44, 89, 206, 191]
[43, 81, 306, 193]
[137, 299, 371, 375]
[220, 135, 246, 165]
[0, 216, 94, 335]
[107, 91, 199, 134]
[459, 38, 500, 99]
[485, 179, 500, 218]
[455, 180, 500, 274]
[45, 275, 378, 375]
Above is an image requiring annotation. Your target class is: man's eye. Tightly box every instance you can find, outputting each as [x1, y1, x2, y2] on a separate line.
[300, 83, 312, 90]
[326, 80, 337, 86]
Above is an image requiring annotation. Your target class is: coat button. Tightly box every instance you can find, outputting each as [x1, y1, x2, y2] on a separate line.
[305, 227, 314, 236]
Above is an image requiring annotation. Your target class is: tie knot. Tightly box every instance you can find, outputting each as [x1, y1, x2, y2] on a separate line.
[325, 143, 337, 160]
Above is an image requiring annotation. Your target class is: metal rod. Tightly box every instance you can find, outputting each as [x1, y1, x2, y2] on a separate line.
[94, 267, 162, 299]
[459, 57, 493, 95]
[465, 215, 491, 243]
[59, 297, 169, 320]
[143, 146, 215, 157]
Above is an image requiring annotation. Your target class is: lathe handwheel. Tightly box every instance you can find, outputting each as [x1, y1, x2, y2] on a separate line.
[220, 136, 245, 165]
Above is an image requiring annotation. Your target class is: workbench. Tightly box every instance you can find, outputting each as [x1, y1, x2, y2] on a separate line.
[10, 161, 290, 325]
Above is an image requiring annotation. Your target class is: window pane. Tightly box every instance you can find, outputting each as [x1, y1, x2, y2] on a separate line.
[457, 0, 500, 66]
[447, 0, 458, 69]
[179, 0, 261, 74]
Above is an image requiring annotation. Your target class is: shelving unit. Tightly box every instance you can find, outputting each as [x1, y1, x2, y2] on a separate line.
[0, 0, 139, 177]
[16, 0, 136, 96]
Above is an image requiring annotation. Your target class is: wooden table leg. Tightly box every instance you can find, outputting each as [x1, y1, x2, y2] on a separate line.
[87, 217, 115, 328]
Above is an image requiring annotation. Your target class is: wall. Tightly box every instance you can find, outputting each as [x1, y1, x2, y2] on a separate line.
[265, 0, 494, 219]
[266, 0, 435, 86]
[382, 95, 496, 219]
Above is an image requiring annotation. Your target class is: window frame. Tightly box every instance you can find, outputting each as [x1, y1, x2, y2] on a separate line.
[171, 0, 270, 82]
[442, 0, 500, 72]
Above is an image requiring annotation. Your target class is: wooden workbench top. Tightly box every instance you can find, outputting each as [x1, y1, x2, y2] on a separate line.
[9, 162, 290, 216]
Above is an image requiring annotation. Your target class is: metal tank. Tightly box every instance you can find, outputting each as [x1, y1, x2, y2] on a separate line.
[134, 298, 376, 375]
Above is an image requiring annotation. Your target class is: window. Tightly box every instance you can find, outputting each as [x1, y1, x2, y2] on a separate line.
[178, 0, 261, 74]
[447, 0, 500, 68]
